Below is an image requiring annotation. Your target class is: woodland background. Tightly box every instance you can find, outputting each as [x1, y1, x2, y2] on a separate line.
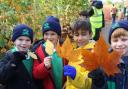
[0, 0, 126, 57]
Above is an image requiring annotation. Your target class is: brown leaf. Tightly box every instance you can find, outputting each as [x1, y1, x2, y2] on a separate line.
[81, 35, 121, 76]
[81, 49, 99, 71]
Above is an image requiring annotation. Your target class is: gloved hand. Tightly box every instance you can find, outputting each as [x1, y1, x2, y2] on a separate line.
[88, 68, 105, 87]
[64, 65, 76, 80]
[13, 51, 27, 61]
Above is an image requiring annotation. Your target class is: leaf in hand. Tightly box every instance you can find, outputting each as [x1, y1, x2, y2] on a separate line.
[45, 40, 54, 55]
[28, 52, 37, 59]
[81, 35, 121, 76]
[81, 49, 100, 71]
[56, 36, 80, 62]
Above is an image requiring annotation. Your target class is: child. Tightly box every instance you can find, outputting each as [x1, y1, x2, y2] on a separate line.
[32, 16, 66, 89]
[89, 20, 128, 89]
[64, 20, 95, 89]
[0, 24, 38, 89]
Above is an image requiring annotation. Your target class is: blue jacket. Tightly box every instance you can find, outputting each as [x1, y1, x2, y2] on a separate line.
[92, 56, 128, 89]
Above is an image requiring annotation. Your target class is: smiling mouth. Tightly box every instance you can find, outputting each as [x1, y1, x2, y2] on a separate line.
[116, 48, 125, 51]
[20, 47, 28, 50]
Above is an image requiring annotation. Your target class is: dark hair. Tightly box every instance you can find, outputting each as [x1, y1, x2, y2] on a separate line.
[79, 10, 88, 17]
[73, 20, 92, 34]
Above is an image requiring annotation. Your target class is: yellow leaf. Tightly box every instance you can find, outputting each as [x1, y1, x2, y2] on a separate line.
[28, 52, 37, 59]
[45, 40, 54, 55]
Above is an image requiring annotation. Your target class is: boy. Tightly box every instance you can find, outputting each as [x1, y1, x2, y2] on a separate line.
[64, 20, 95, 89]
[0, 24, 37, 89]
[108, 20, 128, 89]
[32, 16, 66, 89]
[90, 20, 128, 89]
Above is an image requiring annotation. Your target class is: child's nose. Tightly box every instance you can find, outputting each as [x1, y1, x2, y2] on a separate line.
[78, 35, 82, 40]
[22, 40, 27, 44]
[117, 41, 123, 46]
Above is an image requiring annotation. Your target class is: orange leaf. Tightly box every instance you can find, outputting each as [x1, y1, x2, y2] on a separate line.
[102, 51, 121, 76]
[81, 49, 100, 71]
[56, 41, 63, 58]
[67, 49, 82, 62]
[56, 36, 81, 62]
[81, 34, 121, 76]
[61, 36, 73, 59]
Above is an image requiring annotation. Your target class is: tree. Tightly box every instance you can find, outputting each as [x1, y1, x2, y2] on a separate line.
[0, 0, 89, 52]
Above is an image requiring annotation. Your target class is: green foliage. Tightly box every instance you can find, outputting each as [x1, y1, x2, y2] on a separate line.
[0, 0, 89, 51]
[0, 23, 12, 48]
[106, 0, 112, 4]
[0, 35, 7, 48]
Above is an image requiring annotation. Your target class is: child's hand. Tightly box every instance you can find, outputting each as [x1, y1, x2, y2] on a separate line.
[44, 56, 52, 69]
[13, 51, 26, 61]
[88, 68, 105, 87]
[64, 65, 76, 80]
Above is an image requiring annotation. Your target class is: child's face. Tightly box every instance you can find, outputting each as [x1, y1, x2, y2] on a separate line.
[111, 28, 128, 56]
[14, 36, 32, 52]
[73, 29, 92, 47]
[43, 30, 59, 47]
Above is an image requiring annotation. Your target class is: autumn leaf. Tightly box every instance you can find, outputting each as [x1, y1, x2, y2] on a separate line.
[56, 41, 64, 58]
[56, 36, 80, 62]
[61, 36, 73, 59]
[45, 40, 54, 55]
[81, 35, 121, 76]
[81, 49, 100, 71]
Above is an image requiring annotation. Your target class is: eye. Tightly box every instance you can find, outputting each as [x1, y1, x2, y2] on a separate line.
[44, 33, 48, 36]
[26, 39, 31, 42]
[18, 38, 23, 41]
[74, 33, 79, 36]
[51, 33, 56, 36]
[121, 38, 128, 42]
[81, 33, 87, 36]
[112, 39, 118, 42]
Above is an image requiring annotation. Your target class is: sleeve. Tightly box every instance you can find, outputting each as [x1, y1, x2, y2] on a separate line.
[91, 81, 108, 89]
[32, 57, 51, 79]
[0, 53, 19, 83]
[87, 7, 94, 17]
[67, 64, 92, 89]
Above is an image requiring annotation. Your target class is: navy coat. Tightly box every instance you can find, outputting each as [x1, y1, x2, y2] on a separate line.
[92, 56, 128, 89]
[0, 51, 38, 89]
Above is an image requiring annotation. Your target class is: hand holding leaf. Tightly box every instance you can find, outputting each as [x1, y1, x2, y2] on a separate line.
[81, 35, 122, 76]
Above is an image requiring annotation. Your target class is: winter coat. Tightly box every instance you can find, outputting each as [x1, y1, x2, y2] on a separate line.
[0, 49, 37, 89]
[65, 41, 95, 89]
[92, 56, 128, 89]
[32, 40, 66, 89]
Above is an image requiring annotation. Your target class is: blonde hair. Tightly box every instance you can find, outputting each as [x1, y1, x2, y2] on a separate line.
[111, 28, 128, 39]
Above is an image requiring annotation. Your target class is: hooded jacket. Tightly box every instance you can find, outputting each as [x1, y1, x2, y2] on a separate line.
[65, 41, 95, 89]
